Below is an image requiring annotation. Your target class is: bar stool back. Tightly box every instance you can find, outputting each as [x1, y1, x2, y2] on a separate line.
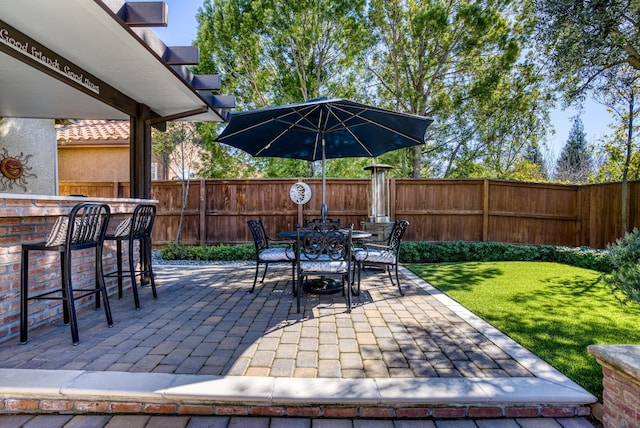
[104, 203, 157, 309]
[20, 202, 113, 345]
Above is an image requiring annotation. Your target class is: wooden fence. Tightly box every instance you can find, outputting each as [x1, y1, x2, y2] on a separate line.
[59, 178, 640, 249]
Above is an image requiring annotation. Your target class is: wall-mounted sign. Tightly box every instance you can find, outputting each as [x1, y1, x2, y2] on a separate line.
[0, 19, 138, 117]
[0, 23, 100, 94]
[289, 182, 312, 205]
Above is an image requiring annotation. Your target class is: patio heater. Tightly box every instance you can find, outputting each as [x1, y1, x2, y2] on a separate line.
[361, 164, 395, 244]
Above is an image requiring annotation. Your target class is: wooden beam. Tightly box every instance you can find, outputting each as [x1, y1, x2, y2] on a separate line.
[191, 75, 221, 91]
[163, 46, 199, 65]
[199, 94, 236, 109]
[145, 106, 208, 125]
[130, 105, 153, 199]
[118, 2, 168, 27]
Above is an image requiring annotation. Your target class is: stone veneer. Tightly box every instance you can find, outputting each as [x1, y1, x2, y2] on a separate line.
[588, 344, 640, 428]
[0, 118, 57, 195]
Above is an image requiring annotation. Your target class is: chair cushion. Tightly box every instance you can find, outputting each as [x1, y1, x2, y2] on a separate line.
[300, 260, 348, 274]
[112, 217, 132, 237]
[45, 215, 103, 247]
[259, 247, 294, 262]
[45, 216, 69, 247]
[354, 248, 396, 264]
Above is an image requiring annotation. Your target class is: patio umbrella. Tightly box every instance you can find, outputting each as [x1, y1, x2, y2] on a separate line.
[215, 98, 433, 219]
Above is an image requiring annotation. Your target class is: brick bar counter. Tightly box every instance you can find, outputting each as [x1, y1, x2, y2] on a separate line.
[0, 194, 156, 344]
[588, 344, 640, 428]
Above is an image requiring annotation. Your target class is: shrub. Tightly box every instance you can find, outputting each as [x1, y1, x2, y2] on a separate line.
[161, 240, 612, 273]
[160, 243, 254, 261]
[160, 242, 191, 260]
[554, 246, 612, 272]
[399, 241, 611, 272]
[603, 228, 640, 304]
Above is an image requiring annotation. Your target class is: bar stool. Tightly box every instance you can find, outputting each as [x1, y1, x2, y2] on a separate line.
[20, 202, 113, 345]
[103, 204, 157, 309]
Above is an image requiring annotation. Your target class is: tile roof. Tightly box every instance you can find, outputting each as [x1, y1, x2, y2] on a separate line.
[57, 120, 129, 142]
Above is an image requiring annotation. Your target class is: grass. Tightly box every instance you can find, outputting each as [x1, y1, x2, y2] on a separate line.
[407, 261, 640, 401]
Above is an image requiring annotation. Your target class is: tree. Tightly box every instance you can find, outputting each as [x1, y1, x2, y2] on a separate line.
[536, 0, 640, 103]
[194, 0, 551, 182]
[195, 123, 264, 178]
[555, 118, 593, 183]
[593, 68, 640, 231]
[194, 0, 370, 179]
[152, 122, 204, 243]
[536, 0, 640, 229]
[366, 0, 552, 179]
[524, 141, 549, 180]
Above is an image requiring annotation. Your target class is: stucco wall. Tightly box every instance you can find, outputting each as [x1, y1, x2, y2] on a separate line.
[0, 118, 57, 194]
[58, 146, 129, 181]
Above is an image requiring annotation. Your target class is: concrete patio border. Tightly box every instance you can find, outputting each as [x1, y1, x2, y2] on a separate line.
[0, 266, 596, 419]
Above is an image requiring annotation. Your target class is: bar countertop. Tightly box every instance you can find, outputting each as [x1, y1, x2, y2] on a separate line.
[0, 193, 158, 218]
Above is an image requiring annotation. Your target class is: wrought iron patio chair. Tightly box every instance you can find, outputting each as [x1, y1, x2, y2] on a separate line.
[20, 202, 113, 345]
[304, 218, 341, 227]
[295, 222, 354, 313]
[352, 220, 409, 297]
[247, 219, 295, 293]
[103, 204, 157, 309]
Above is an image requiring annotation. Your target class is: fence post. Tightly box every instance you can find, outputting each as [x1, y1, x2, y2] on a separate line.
[389, 178, 396, 221]
[296, 179, 304, 226]
[200, 179, 206, 246]
[482, 179, 489, 242]
[576, 186, 583, 247]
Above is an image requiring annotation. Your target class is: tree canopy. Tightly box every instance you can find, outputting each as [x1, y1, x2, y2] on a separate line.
[536, 0, 640, 103]
[191, 0, 553, 181]
[555, 118, 593, 183]
[187, 0, 640, 185]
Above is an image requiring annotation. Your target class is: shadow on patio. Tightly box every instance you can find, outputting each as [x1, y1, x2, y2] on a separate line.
[0, 263, 597, 420]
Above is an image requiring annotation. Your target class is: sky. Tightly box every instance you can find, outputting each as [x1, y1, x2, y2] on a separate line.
[150, 0, 615, 162]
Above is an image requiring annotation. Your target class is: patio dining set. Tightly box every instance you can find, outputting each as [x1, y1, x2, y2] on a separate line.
[19, 201, 410, 348]
[246, 218, 410, 315]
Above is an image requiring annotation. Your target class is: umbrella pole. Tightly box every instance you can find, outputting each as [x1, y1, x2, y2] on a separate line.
[321, 136, 327, 222]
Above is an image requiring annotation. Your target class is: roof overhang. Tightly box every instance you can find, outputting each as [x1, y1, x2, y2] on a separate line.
[0, 0, 231, 123]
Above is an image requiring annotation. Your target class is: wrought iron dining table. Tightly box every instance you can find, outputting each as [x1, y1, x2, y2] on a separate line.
[277, 229, 372, 295]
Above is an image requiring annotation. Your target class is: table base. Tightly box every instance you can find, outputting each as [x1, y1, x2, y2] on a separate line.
[302, 277, 342, 295]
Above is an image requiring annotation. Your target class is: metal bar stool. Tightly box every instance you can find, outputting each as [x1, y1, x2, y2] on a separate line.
[20, 202, 113, 345]
[104, 204, 157, 309]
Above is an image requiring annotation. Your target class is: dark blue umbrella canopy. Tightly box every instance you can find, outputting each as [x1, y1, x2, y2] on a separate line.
[215, 98, 433, 161]
[216, 98, 433, 217]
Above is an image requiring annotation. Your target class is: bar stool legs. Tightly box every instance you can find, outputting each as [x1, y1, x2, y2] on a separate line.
[20, 202, 113, 345]
[104, 204, 157, 309]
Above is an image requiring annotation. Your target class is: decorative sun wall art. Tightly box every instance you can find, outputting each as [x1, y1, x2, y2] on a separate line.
[0, 148, 36, 191]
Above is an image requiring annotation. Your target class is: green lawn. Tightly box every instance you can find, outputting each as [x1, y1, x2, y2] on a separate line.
[407, 261, 640, 400]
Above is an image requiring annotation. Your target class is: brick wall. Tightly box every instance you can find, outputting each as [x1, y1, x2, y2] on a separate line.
[601, 365, 640, 428]
[0, 197, 151, 344]
[589, 344, 640, 428]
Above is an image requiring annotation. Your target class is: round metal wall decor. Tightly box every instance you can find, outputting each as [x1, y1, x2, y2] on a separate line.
[0, 156, 23, 180]
[289, 182, 312, 205]
[0, 148, 36, 191]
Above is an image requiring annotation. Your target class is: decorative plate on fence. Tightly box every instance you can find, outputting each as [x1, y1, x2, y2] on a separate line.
[289, 182, 312, 205]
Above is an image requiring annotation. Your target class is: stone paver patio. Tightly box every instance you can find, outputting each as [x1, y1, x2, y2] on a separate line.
[0, 263, 597, 424]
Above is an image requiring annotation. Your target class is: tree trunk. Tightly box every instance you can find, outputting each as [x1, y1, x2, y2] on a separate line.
[177, 143, 189, 244]
[622, 92, 634, 233]
[412, 145, 421, 178]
